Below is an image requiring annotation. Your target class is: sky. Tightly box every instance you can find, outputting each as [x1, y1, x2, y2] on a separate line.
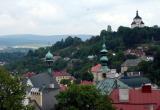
[0, 0, 160, 35]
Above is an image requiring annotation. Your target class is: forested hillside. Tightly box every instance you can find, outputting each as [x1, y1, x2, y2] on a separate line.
[5, 26, 160, 81]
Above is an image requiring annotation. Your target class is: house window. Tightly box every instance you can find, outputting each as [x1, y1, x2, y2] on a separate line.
[102, 73, 106, 78]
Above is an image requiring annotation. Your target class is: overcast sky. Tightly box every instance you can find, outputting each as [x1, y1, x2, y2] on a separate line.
[0, 0, 159, 35]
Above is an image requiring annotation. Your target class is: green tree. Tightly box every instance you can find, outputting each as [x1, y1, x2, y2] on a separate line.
[55, 84, 115, 110]
[0, 67, 32, 110]
[81, 72, 94, 81]
[60, 79, 71, 86]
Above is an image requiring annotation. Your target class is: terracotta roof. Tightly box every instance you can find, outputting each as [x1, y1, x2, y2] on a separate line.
[91, 64, 101, 73]
[23, 72, 36, 78]
[60, 84, 68, 91]
[53, 71, 71, 77]
[80, 80, 93, 85]
[110, 88, 160, 110]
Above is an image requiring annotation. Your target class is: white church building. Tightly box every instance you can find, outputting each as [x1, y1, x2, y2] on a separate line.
[131, 11, 145, 28]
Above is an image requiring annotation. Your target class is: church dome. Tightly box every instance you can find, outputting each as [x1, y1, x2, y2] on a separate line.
[101, 49, 108, 53]
[101, 43, 108, 53]
[134, 11, 142, 19]
[45, 51, 53, 60]
[100, 56, 108, 61]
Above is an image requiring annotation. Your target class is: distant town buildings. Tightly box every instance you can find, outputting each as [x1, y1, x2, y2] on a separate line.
[121, 59, 142, 73]
[125, 48, 145, 57]
[131, 11, 145, 28]
[0, 61, 6, 66]
[52, 71, 74, 84]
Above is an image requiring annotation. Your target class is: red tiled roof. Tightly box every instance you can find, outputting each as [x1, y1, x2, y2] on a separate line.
[80, 80, 94, 85]
[60, 84, 68, 91]
[91, 64, 101, 73]
[110, 89, 160, 110]
[53, 71, 71, 77]
[125, 49, 145, 57]
[23, 72, 35, 78]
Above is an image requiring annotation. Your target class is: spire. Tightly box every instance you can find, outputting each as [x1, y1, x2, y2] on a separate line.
[45, 51, 54, 74]
[103, 35, 106, 44]
[101, 36, 108, 53]
[134, 10, 141, 19]
[136, 10, 138, 16]
[100, 36, 109, 73]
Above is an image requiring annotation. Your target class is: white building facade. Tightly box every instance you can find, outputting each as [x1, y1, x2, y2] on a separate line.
[131, 11, 145, 28]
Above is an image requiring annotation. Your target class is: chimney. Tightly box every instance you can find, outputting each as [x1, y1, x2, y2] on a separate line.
[119, 89, 129, 102]
[49, 84, 55, 88]
[142, 84, 152, 93]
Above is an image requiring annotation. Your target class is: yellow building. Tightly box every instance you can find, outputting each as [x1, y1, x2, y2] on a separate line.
[53, 71, 73, 84]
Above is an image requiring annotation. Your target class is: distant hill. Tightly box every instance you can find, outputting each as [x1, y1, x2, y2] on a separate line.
[0, 34, 92, 47]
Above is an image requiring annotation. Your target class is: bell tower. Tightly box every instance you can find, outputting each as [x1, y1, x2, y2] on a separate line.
[45, 51, 54, 74]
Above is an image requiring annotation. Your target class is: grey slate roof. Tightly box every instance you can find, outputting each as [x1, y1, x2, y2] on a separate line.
[29, 73, 60, 110]
[141, 21, 144, 24]
[121, 59, 141, 67]
[134, 15, 142, 19]
[120, 76, 151, 88]
[131, 21, 136, 25]
[42, 89, 59, 110]
[97, 78, 129, 95]
[30, 73, 59, 90]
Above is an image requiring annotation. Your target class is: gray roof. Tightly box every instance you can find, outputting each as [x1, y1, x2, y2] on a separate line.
[120, 76, 151, 88]
[141, 21, 144, 24]
[121, 59, 141, 67]
[42, 89, 59, 110]
[30, 73, 60, 110]
[30, 73, 59, 90]
[131, 21, 136, 25]
[97, 78, 129, 95]
[29, 99, 42, 110]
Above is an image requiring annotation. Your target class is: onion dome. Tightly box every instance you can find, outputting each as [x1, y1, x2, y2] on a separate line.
[100, 44, 108, 53]
[100, 56, 108, 62]
[45, 51, 53, 60]
[134, 10, 142, 19]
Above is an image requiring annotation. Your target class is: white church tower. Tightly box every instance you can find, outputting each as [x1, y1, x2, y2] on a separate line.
[131, 10, 145, 28]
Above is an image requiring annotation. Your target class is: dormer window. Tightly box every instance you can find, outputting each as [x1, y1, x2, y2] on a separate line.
[119, 89, 129, 102]
[49, 84, 54, 88]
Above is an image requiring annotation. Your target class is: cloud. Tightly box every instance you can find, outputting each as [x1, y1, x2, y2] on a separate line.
[0, 0, 159, 35]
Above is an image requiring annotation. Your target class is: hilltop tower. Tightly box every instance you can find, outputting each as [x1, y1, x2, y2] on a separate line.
[131, 10, 145, 28]
[107, 25, 112, 32]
